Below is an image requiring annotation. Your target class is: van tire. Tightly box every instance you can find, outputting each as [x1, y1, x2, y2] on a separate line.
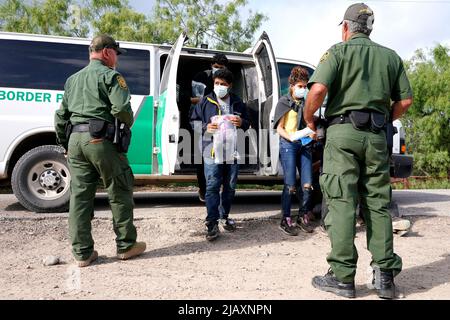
[11, 145, 70, 213]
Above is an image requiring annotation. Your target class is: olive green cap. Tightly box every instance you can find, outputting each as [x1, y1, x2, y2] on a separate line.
[89, 34, 126, 55]
[339, 3, 374, 27]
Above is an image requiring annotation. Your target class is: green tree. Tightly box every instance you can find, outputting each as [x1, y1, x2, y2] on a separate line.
[405, 44, 450, 177]
[87, 0, 155, 43]
[0, 0, 134, 38]
[0, 0, 267, 51]
[0, 0, 118, 37]
[152, 0, 267, 51]
[0, 0, 82, 36]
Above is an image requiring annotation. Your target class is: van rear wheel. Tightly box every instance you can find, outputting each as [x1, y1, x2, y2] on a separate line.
[11, 145, 70, 213]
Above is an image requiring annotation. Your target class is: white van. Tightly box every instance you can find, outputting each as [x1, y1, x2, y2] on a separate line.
[0, 31, 413, 212]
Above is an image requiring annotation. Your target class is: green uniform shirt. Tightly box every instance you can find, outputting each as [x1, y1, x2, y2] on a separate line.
[308, 33, 412, 118]
[54, 59, 133, 147]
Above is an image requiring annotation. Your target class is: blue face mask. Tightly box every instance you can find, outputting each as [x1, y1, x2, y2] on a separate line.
[212, 67, 220, 75]
[293, 87, 306, 100]
[214, 85, 229, 99]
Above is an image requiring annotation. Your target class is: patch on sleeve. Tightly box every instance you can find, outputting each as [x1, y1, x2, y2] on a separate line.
[320, 51, 330, 63]
[116, 75, 128, 89]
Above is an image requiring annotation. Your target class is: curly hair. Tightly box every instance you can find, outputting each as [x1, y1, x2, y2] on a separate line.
[288, 66, 309, 86]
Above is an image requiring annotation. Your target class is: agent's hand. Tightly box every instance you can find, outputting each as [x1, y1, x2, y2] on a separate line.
[306, 121, 316, 132]
[309, 132, 318, 141]
[207, 123, 219, 133]
[59, 146, 68, 158]
[230, 116, 242, 127]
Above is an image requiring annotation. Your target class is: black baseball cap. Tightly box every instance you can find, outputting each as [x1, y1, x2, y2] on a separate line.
[339, 3, 374, 27]
[89, 34, 126, 55]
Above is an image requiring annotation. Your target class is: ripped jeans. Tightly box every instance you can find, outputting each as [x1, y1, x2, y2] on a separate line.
[279, 138, 313, 218]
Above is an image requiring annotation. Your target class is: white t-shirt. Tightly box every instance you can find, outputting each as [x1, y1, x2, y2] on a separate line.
[217, 96, 231, 115]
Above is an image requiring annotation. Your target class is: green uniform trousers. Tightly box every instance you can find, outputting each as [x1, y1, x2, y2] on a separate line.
[320, 123, 402, 282]
[67, 132, 137, 261]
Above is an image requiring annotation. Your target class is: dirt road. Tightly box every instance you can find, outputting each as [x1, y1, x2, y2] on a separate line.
[0, 190, 449, 300]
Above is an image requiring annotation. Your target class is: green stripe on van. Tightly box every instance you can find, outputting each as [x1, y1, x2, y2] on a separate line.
[155, 90, 167, 174]
[128, 96, 154, 174]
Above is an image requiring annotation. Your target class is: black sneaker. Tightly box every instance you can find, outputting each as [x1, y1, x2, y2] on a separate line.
[198, 189, 206, 203]
[312, 268, 356, 298]
[279, 217, 299, 236]
[206, 222, 219, 241]
[296, 216, 314, 233]
[221, 217, 237, 232]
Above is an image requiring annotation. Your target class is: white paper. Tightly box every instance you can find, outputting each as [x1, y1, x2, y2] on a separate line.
[290, 127, 314, 141]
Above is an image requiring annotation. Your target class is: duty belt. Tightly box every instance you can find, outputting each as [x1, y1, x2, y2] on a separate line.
[71, 123, 115, 133]
[71, 124, 90, 132]
[327, 115, 352, 127]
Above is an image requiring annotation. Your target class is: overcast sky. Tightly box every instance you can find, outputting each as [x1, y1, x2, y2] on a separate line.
[129, 0, 450, 66]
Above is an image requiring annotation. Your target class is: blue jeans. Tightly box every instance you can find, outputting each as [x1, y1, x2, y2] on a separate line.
[204, 160, 239, 223]
[279, 138, 313, 218]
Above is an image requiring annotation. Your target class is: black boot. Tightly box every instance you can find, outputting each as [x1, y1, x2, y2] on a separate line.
[312, 268, 356, 298]
[373, 268, 396, 299]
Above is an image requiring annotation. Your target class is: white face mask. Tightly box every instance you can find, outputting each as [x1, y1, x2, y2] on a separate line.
[214, 85, 229, 99]
[212, 67, 220, 75]
[293, 87, 306, 99]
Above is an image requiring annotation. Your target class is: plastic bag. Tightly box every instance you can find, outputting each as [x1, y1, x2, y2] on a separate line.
[211, 115, 239, 163]
[192, 81, 206, 98]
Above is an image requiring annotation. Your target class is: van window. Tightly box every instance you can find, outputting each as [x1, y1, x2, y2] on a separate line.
[117, 49, 150, 95]
[256, 46, 273, 97]
[243, 65, 259, 101]
[277, 62, 314, 96]
[0, 39, 150, 95]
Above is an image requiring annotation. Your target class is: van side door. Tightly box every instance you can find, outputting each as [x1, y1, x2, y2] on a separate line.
[251, 32, 280, 175]
[155, 32, 186, 175]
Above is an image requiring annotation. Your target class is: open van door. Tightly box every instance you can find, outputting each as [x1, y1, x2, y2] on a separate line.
[155, 32, 186, 175]
[251, 32, 280, 175]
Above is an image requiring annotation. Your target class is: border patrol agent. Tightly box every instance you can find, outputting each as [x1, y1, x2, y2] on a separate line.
[54, 34, 146, 267]
[304, 3, 413, 298]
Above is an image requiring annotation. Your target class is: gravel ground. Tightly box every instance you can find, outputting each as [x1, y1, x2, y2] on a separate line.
[0, 190, 449, 300]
